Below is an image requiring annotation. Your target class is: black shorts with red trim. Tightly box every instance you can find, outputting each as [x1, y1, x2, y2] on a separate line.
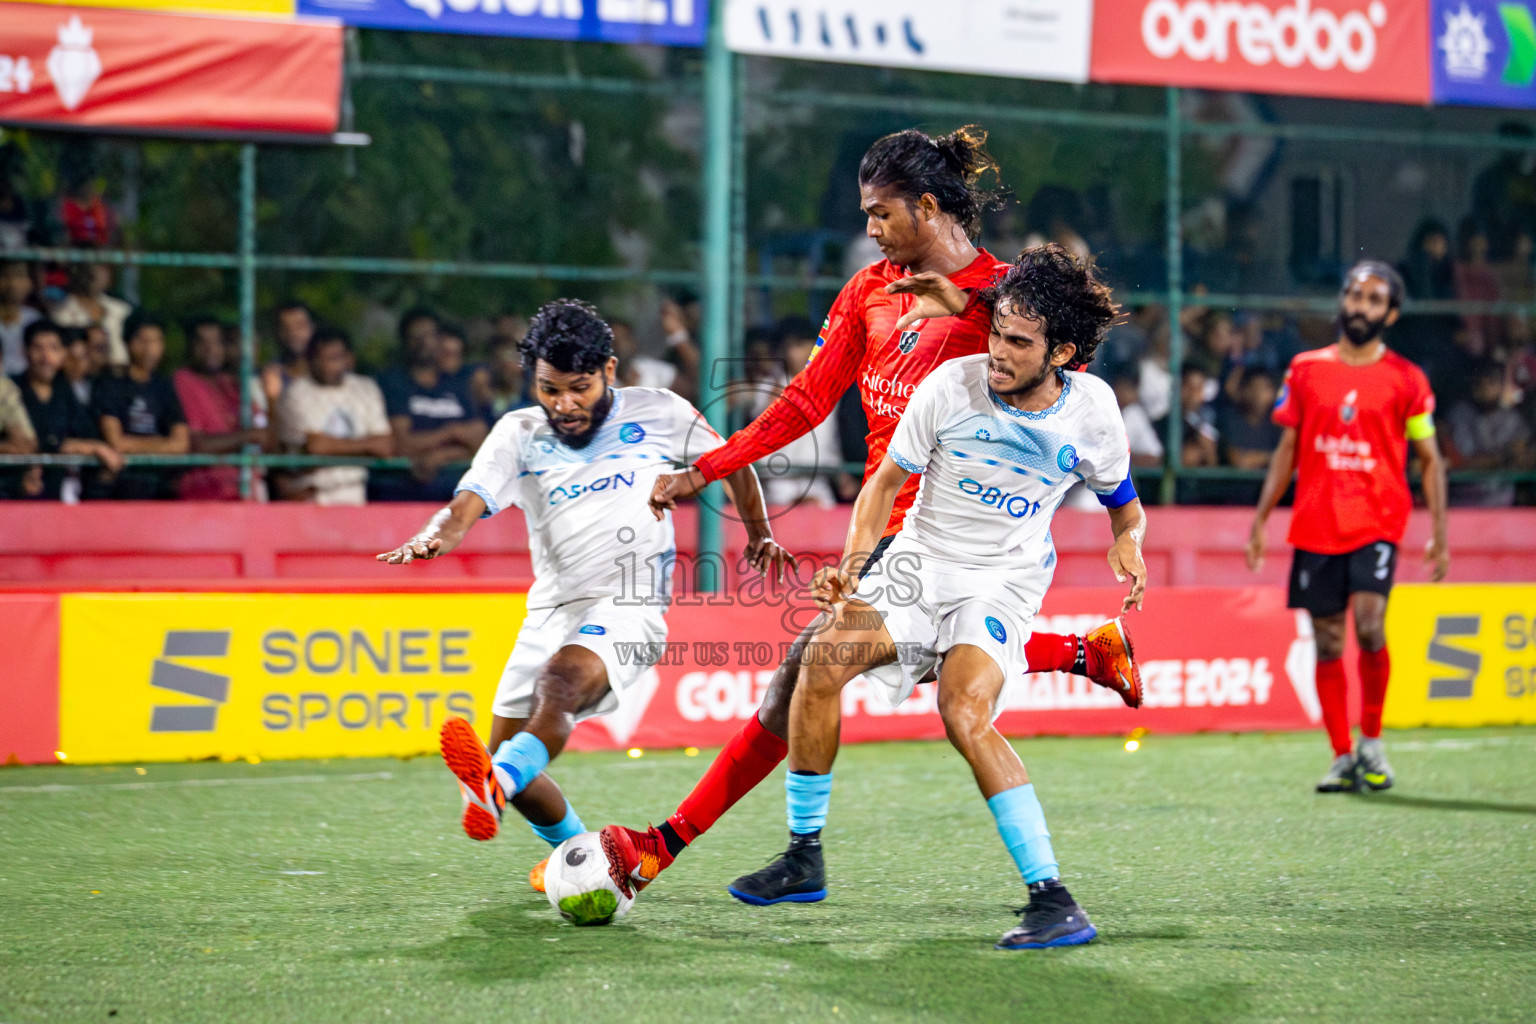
[1287, 541, 1398, 619]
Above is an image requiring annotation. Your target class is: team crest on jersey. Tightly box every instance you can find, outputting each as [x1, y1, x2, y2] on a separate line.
[1339, 389, 1358, 424]
[984, 616, 1007, 644]
[619, 422, 646, 443]
[1057, 445, 1080, 473]
[898, 330, 921, 354]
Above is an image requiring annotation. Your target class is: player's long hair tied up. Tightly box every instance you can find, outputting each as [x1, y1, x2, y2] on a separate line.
[858, 124, 1006, 237]
[980, 243, 1120, 371]
[520, 298, 615, 374]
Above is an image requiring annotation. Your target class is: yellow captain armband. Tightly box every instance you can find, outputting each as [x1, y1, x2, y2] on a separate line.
[1406, 412, 1436, 440]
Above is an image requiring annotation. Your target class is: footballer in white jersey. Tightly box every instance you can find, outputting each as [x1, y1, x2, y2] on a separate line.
[728, 245, 1147, 953]
[378, 300, 787, 888]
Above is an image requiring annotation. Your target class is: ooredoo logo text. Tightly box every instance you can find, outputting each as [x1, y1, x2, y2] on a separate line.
[1140, 0, 1390, 72]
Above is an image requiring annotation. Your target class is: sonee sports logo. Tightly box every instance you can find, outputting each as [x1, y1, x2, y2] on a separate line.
[149, 630, 232, 732]
[578, 624, 607, 636]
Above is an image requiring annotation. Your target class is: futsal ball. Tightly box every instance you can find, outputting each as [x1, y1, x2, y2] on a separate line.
[544, 832, 633, 926]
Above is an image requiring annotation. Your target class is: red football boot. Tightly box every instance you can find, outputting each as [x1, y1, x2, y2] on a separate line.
[599, 824, 674, 898]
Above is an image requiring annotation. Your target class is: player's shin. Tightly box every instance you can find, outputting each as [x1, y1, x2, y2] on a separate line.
[529, 799, 586, 847]
[988, 784, 1059, 884]
[493, 732, 551, 797]
[1359, 646, 1390, 739]
[668, 712, 788, 847]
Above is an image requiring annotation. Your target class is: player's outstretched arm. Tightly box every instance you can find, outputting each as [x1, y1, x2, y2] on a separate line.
[719, 463, 791, 583]
[376, 490, 487, 564]
[1246, 427, 1297, 573]
[885, 272, 970, 331]
[813, 455, 907, 610]
[1412, 434, 1451, 582]
[1107, 498, 1148, 612]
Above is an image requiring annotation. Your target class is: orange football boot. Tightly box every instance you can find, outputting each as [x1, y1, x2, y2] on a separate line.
[599, 824, 672, 898]
[439, 716, 506, 841]
[529, 856, 549, 893]
[1084, 617, 1143, 709]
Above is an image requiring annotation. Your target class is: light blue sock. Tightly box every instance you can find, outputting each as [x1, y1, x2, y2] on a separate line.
[493, 732, 550, 795]
[529, 800, 586, 847]
[785, 770, 832, 834]
[987, 784, 1059, 884]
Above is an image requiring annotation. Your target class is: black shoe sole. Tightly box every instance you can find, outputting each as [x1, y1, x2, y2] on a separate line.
[727, 885, 826, 906]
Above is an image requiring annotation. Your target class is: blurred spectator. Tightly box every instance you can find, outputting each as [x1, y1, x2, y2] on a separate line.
[1217, 368, 1282, 470]
[51, 263, 131, 366]
[1178, 364, 1219, 468]
[0, 160, 40, 251]
[174, 316, 266, 501]
[1023, 185, 1091, 263]
[14, 319, 119, 500]
[1454, 218, 1503, 355]
[1395, 218, 1458, 371]
[58, 171, 115, 248]
[94, 311, 189, 499]
[374, 308, 486, 502]
[612, 302, 701, 401]
[64, 324, 111, 408]
[1470, 123, 1536, 261]
[261, 300, 315, 406]
[276, 328, 392, 505]
[1111, 369, 1163, 468]
[1138, 327, 1172, 423]
[483, 336, 528, 419]
[1445, 362, 1533, 506]
[0, 259, 40, 376]
[0, 356, 38, 496]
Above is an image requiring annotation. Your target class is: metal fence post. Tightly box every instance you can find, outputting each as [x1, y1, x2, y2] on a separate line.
[1161, 86, 1185, 507]
[698, 2, 734, 590]
[239, 143, 258, 501]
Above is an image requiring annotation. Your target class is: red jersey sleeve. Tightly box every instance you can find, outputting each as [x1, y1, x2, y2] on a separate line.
[1272, 358, 1302, 430]
[693, 278, 869, 482]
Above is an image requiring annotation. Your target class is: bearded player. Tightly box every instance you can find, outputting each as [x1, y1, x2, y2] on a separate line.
[377, 300, 785, 886]
[1247, 261, 1449, 793]
[601, 127, 1141, 897]
[730, 245, 1142, 947]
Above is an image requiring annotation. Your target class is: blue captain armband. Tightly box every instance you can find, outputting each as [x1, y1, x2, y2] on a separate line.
[1095, 475, 1138, 509]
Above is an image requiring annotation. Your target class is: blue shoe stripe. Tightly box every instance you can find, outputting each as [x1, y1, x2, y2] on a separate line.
[727, 886, 827, 906]
[995, 924, 1097, 950]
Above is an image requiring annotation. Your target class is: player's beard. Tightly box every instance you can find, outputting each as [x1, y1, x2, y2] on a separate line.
[992, 356, 1058, 398]
[548, 387, 615, 449]
[1338, 310, 1388, 346]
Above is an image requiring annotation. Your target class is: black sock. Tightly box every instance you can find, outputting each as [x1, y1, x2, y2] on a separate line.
[788, 829, 822, 850]
[1071, 637, 1088, 677]
[657, 821, 687, 858]
[1028, 877, 1066, 896]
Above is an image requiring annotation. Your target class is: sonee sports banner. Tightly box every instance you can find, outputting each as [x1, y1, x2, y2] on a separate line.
[1090, 0, 1432, 104]
[0, 2, 343, 136]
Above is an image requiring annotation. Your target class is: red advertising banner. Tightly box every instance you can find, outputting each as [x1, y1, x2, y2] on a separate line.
[566, 586, 1320, 752]
[0, 2, 342, 135]
[1090, 0, 1431, 104]
[0, 594, 60, 765]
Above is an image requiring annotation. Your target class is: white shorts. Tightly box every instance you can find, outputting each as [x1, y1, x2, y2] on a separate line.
[492, 596, 668, 722]
[853, 537, 1050, 718]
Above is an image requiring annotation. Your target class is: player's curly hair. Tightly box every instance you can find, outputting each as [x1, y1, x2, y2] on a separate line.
[520, 299, 614, 374]
[858, 125, 1006, 237]
[978, 244, 1120, 371]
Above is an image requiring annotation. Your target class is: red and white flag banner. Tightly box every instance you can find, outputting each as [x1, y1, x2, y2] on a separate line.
[567, 586, 1320, 751]
[0, 2, 342, 135]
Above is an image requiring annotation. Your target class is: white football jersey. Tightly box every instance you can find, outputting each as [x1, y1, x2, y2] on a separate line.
[886, 355, 1134, 576]
[456, 387, 724, 610]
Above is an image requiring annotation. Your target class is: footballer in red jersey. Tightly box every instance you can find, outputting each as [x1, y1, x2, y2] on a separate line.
[600, 127, 1143, 899]
[1247, 261, 1449, 793]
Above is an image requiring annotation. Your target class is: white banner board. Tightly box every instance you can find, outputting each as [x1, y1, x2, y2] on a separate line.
[725, 0, 1092, 83]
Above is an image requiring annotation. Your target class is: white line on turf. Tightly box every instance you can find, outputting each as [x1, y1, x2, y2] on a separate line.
[0, 771, 395, 795]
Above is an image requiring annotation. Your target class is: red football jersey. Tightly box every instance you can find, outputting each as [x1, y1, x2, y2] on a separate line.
[1272, 345, 1436, 554]
[694, 250, 1007, 537]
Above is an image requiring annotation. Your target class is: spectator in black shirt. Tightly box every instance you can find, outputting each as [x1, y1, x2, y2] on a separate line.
[95, 311, 189, 498]
[14, 319, 121, 498]
[373, 308, 487, 501]
[1217, 368, 1283, 470]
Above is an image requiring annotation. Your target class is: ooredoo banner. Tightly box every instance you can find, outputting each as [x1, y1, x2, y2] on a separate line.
[0, 2, 343, 135]
[725, 0, 1092, 83]
[1090, 0, 1432, 104]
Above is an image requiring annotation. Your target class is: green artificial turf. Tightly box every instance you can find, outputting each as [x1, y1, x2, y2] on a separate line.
[2, 729, 1534, 1024]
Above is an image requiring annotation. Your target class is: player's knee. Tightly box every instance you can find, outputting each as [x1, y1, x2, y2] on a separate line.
[1356, 622, 1387, 653]
[532, 666, 596, 714]
[937, 692, 988, 752]
[799, 656, 846, 697]
[757, 655, 801, 733]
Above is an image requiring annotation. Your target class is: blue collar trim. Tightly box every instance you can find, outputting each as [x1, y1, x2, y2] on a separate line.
[991, 371, 1070, 421]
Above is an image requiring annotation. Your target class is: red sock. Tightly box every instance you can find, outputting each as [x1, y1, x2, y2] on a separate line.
[1024, 632, 1079, 674]
[668, 713, 787, 844]
[1359, 646, 1391, 739]
[1315, 657, 1352, 756]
